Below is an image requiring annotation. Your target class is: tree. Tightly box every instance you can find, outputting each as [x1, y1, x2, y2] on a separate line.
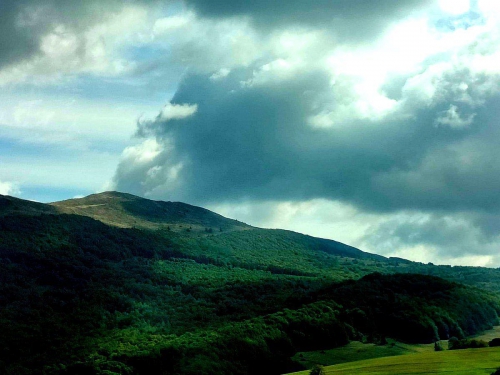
[489, 338, 500, 347]
[310, 364, 326, 375]
[434, 341, 444, 351]
[448, 336, 459, 350]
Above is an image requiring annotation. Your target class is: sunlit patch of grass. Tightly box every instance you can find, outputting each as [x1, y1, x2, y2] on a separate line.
[289, 347, 500, 375]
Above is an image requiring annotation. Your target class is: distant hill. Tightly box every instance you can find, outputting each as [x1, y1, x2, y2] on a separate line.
[1, 191, 500, 374]
[42, 191, 378, 263]
[0, 194, 57, 216]
[51, 191, 251, 232]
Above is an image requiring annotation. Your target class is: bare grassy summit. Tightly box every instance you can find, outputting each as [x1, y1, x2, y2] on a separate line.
[50, 191, 251, 233]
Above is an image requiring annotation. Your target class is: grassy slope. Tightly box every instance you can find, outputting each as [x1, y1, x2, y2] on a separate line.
[289, 347, 500, 375]
[472, 325, 500, 342]
[292, 340, 438, 369]
[291, 326, 500, 371]
[51, 191, 250, 232]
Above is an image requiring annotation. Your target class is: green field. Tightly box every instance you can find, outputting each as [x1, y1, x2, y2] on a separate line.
[292, 327, 500, 371]
[473, 326, 500, 342]
[292, 339, 439, 368]
[289, 347, 500, 375]
[293, 326, 500, 368]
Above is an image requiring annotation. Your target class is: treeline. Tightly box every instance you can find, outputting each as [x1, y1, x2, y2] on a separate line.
[319, 273, 500, 343]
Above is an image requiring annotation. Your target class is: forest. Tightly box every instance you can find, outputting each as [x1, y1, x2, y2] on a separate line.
[1, 193, 500, 374]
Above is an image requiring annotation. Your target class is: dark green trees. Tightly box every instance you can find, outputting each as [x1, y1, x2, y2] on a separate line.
[310, 364, 325, 375]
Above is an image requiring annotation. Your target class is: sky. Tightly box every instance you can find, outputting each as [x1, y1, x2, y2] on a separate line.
[2, 0, 500, 267]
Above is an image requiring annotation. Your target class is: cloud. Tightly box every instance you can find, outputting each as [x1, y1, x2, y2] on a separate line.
[0, 180, 20, 196]
[0, 146, 119, 194]
[160, 103, 198, 121]
[358, 211, 500, 266]
[151, 11, 263, 73]
[183, 0, 436, 43]
[110, 3, 500, 265]
[438, 0, 470, 15]
[115, 38, 500, 212]
[210, 68, 231, 81]
[0, 94, 160, 149]
[4, 0, 500, 265]
[0, 0, 154, 85]
[435, 105, 475, 128]
[208, 198, 386, 247]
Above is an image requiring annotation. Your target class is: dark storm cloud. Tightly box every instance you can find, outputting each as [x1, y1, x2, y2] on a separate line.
[107, 1, 500, 262]
[183, 0, 435, 41]
[114, 66, 500, 216]
[0, 0, 40, 68]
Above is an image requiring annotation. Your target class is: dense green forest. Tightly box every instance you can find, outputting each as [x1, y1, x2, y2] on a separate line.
[1, 192, 500, 374]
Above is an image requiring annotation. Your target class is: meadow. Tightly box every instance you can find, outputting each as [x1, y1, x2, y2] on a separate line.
[291, 327, 500, 374]
[289, 347, 500, 375]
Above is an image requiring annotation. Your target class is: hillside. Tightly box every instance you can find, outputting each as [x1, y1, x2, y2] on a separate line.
[51, 191, 250, 232]
[1, 192, 500, 374]
[0, 194, 57, 216]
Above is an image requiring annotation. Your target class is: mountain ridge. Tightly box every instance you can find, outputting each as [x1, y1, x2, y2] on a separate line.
[0, 190, 380, 261]
[50, 191, 252, 233]
[0, 193, 57, 216]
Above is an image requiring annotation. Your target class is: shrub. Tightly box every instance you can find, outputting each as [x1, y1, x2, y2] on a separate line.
[434, 341, 444, 351]
[310, 364, 325, 375]
[448, 337, 459, 350]
[449, 337, 488, 350]
[469, 339, 488, 348]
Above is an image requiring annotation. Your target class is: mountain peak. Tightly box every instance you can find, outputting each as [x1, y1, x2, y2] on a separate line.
[56, 191, 142, 203]
[51, 191, 250, 232]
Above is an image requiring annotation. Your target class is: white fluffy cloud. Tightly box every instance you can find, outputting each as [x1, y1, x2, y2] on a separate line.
[160, 103, 198, 121]
[439, 0, 470, 15]
[0, 180, 20, 196]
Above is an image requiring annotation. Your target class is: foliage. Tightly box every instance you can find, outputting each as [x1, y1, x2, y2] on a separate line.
[2, 193, 500, 374]
[309, 364, 325, 375]
[435, 341, 444, 351]
[449, 337, 488, 350]
[318, 273, 500, 343]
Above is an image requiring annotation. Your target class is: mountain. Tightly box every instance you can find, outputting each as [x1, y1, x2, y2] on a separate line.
[0, 194, 57, 216]
[1, 192, 500, 375]
[50, 191, 250, 232]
